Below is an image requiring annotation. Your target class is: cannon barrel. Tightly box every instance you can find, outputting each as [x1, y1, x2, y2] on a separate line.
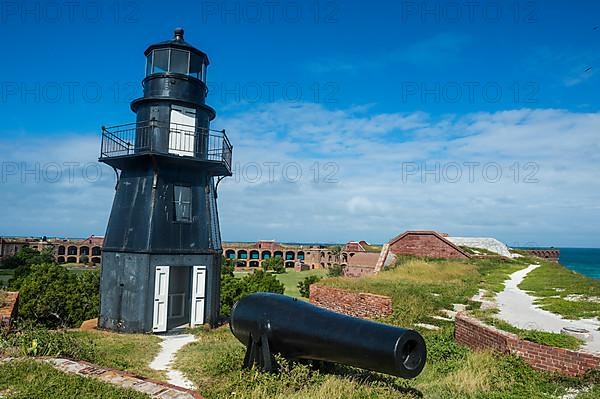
[230, 293, 426, 379]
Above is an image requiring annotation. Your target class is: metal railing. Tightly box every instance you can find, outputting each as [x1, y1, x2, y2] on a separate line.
[100, 120, 233, 173]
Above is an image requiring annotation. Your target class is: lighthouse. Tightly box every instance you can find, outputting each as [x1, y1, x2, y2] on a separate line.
[98, 28, 232, 333]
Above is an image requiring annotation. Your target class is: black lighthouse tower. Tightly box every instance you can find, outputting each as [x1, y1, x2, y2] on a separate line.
[99, 28, 232, 333]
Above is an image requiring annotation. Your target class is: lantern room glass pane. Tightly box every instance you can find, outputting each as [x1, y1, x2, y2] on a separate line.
[170, 49, 190, 75]
[145, 53, 153, 76]
[152, 49, 169, 74]
[189, 53, 204, 80]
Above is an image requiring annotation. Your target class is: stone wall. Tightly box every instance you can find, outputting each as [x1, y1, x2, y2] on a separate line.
[0, 291, 19, 328]
[455, 313, 600, 376]
[309, 284, 392, 319]
[343, 252, 380, 277]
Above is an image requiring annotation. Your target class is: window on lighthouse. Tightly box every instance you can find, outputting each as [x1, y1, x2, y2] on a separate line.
[174, 185, 192, 223]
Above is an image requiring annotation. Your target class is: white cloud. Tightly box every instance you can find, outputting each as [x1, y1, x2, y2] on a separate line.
[1, 103, 599, 247]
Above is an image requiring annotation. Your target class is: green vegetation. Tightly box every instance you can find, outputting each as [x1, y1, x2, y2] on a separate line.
[171, 254, 600, 399]
[327, 263, 344, 277]
[66, 330, 164, 380]
[274, 269, 328, 298]
[220, 268, 285, 317]
[477, 313, 583, 350]
[519, 260, 600, 320]
[0, 360, 150, 399]
[322, 256, 586, 350]
[16, 263, 99, 328]
[262, 257, 286, 273]
[0, 269, 14, 288]
[1, 323, 163, 380]
[1, 322, 96, 359]
[174, 323, 590, 398]
[297, 275, 322, 298]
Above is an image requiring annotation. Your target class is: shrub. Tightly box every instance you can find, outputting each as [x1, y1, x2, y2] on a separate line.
[327, 263, 344, 277]
[220, 270, 285, 317]
[5, 247, 55, 287]
[262, 257, 286, 273]
[298, 275, 322, 298]
[16, 263, 100, 328]
[0, 321, 96, 360]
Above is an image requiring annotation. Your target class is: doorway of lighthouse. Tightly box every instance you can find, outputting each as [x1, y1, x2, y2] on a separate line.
[152, 265, 207, 332]
[169, 105, 196, 157]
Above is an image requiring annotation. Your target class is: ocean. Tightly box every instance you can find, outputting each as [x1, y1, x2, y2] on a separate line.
[559, 248, 600, 279]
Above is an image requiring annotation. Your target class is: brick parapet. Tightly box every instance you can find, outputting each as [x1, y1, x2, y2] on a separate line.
[455, 312, 600, 376]
[309, 284, 392, 319]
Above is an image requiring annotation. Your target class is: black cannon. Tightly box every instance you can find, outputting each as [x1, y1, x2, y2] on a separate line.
[230, 293, 427, 379]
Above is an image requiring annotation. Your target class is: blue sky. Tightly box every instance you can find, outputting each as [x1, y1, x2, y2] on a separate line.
[1, 0, 599, 247]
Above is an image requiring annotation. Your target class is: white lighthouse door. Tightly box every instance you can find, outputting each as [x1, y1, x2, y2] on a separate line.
[190, 266, 207, 327]
[169, 105, 196, 156]
[153, 266, 170, 332]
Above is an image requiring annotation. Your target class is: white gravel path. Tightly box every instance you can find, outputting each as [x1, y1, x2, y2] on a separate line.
[496, 264, 600, 353]
[149, 331, 197, 390]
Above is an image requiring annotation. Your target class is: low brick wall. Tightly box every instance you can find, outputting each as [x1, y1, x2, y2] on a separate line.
[309, 284, 392, 319]
[344, 265, 376, 278]
[455, 313, 600, 376]
[0, 291, 19, 328]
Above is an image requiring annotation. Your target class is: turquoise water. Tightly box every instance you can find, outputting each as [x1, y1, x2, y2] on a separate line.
[559, 248, 600, 279]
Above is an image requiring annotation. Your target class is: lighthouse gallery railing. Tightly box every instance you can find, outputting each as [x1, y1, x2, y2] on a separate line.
[100, 121, 233, 172]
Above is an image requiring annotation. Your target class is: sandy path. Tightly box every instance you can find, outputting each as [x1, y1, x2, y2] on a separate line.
[496, 264, 600, 353]
[149, 332, 197, 390]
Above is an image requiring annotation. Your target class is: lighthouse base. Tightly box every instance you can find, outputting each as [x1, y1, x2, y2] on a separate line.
[99, 251, 221, 333]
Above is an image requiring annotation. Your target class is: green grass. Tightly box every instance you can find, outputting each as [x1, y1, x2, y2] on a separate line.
[0, 359, 150, 398]
[476, 312, 583, 350]
[274, 269, 328, 298]
[172, 256, 599, 398]
[319, 259, 480, 327]
[66, 330, 164, 380]
[233, 269, 329, 298]
[519, 260, 600, 320]
[174, 324, 587, 399]
[0, 269, 14, 287]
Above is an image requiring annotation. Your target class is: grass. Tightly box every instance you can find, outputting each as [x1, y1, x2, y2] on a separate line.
[476, 312, 583, 350]
[66, 330, 164, 380]
[519, 260, 600, 320]
[0, 359, 150, 398]
[172, 255, 599, 398]
[274, 269, 328, 298]
[234, 269, 329, 298]
[320, 259, 480, 327]
[175, 324, 587, 399]
[0, 269, 14, 287]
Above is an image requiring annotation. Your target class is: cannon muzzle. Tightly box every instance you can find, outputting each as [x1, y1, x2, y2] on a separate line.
[230, 292, 426, 379]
